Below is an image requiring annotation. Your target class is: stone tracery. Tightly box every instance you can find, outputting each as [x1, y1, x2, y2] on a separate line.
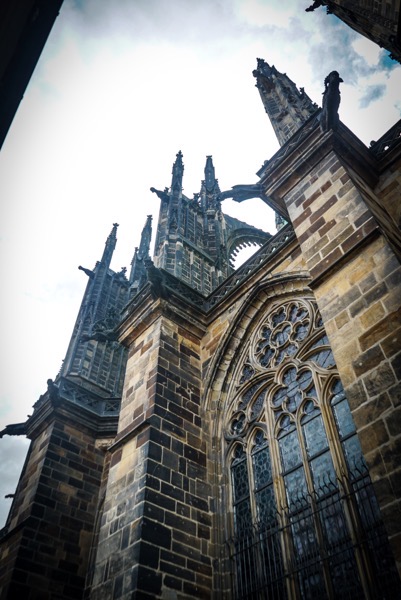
[224, 294, 397, 598]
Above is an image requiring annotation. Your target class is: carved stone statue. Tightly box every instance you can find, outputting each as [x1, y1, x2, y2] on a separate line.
[320, 71, 343, 133]
[47, 379, 60, 404]
[145, 258, 165, 299]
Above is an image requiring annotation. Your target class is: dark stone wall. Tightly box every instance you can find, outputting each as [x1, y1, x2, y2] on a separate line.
[0, 416, 108, 599]
[90, 309, 213, 599]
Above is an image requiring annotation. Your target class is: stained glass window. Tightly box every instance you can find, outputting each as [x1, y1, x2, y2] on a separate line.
[231, 446, 252, 533]
[227, 297, 400, 599]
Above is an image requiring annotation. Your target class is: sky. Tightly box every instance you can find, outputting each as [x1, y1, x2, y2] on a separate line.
[0, 0, 400, 526]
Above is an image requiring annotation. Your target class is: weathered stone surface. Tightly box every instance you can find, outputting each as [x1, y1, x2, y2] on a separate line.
[353, 345, 385, 377]
[363, 362, 396, 397]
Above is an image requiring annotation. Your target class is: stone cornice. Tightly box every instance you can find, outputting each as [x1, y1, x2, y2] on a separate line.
[25, 392, 119, 440]
[117, 282, 207, 348]
[258, 119, 380, 214]
[370, 119, 401, 170]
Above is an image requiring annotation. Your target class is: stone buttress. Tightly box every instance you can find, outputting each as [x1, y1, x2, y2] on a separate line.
[254, 60, 401, 573]
[0, 220, 152, 599]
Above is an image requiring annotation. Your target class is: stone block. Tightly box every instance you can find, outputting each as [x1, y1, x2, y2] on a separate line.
[359, 301, 386, 331]
[141, 518, 172, 550]
[385, 408, 401, 437]
[363, 362, 396, 397]
[345, 380, 367, 411]
[359, 308, 401, 350]
[353, 393, 392, 430]
[349, 296, 367, 318]
[359, 419, 389, 454]
[353, 345, 385, 377]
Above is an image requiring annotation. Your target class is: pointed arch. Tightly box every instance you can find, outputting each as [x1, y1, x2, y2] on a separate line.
[203, 271, 400, 599]
[203, 271, 312, 419]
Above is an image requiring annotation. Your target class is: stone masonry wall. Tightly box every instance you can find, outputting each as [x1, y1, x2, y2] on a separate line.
[202, 246, 306, 380]
[375, 154, 401, 227]
[88, 241, 318, 599]
[283, 149, 401, 571]
[0, 417, 107, 599]
[90, 305, 213, 599]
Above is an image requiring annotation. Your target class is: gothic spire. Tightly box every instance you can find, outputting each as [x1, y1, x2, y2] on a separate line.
[253, 58, 318, 146]
[204, 155, 216, 192]
[171, 150, 184, 193]
[101, 222, 118, 268]
[139, 214, 152, 257]
[200, 155, 221, 211]
[129, 215, 153, 288]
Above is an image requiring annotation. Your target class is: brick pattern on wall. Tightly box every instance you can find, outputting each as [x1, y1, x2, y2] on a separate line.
[285, 151, 378, 281]
[0, 419, 107, 599]
[284, 149, 401, 570]
[90, 313, 213, 599]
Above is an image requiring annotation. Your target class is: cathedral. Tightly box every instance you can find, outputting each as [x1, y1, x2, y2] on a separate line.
[1, 10, 401, 600]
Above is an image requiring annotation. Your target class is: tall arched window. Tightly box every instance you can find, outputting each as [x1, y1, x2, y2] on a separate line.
[225, 298, 400, 599]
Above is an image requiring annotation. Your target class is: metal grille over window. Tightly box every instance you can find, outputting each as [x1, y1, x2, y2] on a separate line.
[225, 297, 401, 599]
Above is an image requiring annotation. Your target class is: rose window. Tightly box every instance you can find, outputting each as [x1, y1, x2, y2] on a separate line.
[254, 301, 311, 368]
[225, 296, 400, 599]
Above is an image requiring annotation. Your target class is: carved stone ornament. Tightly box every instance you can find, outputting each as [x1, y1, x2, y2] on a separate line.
[81, 308, 121, 343]
[225, 298, 335, 442]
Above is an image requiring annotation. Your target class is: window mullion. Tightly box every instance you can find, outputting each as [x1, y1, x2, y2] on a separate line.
[321, 387, 378, 599]
[264, 394, 300, 599]
[297, 414, 337, 598]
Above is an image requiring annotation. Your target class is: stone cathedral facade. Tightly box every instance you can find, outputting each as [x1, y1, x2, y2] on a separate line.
[1, 57, 401, 600]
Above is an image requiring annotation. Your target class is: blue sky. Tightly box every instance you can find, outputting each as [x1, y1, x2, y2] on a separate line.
[0, 0, 400, 526]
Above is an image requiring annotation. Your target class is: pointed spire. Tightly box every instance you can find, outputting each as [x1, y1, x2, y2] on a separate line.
[138, 215, 152, 259]
[101, 223, 118, 268]
[253, 58, 318, 146]
[129, 215, 153, 287]
[204, 155, 216, 193]
[200, 155, 221, 211]
[171, 150, 184, 193]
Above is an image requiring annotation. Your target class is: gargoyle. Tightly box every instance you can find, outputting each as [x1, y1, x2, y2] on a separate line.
[305, 1, 324, 12]
[219, 183, 265, 203]
[0, 422, 27, 438]
[144, 258, 166, 299]
[78, 265, 94, 278]
[80, 308, 120, 343]
[150, 187, 170, 202]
